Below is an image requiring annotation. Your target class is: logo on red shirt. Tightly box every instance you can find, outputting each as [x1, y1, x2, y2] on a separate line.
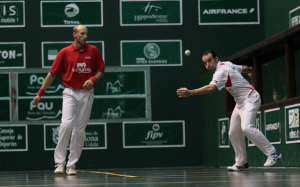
[72, 62, 91, 73]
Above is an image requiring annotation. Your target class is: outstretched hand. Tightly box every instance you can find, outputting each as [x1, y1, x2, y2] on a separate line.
[176, 88, 191, 98]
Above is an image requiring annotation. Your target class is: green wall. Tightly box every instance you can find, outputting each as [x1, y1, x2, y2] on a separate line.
[263, 0, 300, 38]
[5, 0, 298, 171]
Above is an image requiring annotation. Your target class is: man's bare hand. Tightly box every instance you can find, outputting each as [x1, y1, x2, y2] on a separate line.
[83, 79, 94, 90]
[176, 88, 191, 98]
[33, 95, 41, 107]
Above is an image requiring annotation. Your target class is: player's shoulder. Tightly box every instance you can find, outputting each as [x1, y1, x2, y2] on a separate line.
[86, 43, 100, 51]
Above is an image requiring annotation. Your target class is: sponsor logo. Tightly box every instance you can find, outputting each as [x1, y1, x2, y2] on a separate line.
[27, 101, 62, 120]
[85, 56, 91, 59]
[0, 4, 21, 24]
[289, 109, 299, 128]
[63, 3, 80, 25]
[144, 43, 160, 59]
[84, 130, 99, 147]
[292, 16, 300, 27]
[134, 2, 168, 23]
[0, 50, 22, 60]
[289, 129, 300, 139]
[47, 49, 58, 60]
[103, 100, 126, 119]
[145, 124, 163, 140]
[25, 74, 64, 95]
[221, 122, 226, 144]
[52, 126, 59, 144]
[265, 123, 280, 131]
[72, 62, 91, 73]
[203, 8, 255, 15]
[64, 3, 79, 18]
[106, 73, 125, 94]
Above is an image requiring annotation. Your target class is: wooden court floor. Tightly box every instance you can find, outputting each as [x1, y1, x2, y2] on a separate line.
[0, 167, 300, 187]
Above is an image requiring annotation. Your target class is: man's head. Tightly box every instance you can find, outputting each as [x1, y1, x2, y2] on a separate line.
[73, 25, 88, 46]
[202, 50, 219, 72]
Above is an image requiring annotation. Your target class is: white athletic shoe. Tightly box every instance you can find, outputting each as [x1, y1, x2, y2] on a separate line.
[54, 164, 65, 174]
[264, 150, 282, 167]
[66, 167, 77, 175]
[227, 163, 249, 171]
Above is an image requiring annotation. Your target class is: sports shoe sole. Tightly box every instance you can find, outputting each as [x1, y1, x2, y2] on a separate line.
[227, 168, 249, 171]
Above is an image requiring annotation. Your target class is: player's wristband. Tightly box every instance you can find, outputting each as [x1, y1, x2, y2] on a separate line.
[37, 89, 45, 96]
[89, 76, 97, 84]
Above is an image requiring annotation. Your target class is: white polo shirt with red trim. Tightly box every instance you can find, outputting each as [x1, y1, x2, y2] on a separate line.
[209, 61, 254, 103]
[50, 43, 105, 89]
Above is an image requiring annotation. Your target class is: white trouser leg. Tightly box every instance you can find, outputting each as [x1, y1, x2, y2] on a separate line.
[229, 105, 247, 166]
[66, 89, 94, 169]
[241, 94, 275, 157]
[54, 88, 77, 165]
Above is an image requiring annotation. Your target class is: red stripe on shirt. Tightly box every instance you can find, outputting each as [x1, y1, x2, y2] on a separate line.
[225, 73, 232, 87]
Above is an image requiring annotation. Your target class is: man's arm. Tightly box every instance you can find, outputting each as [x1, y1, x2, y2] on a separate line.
[33, 72, 57, 107]
[83, 71, 104, 90]
[241, 65, 253, 74]
[177, 84, 216, 98]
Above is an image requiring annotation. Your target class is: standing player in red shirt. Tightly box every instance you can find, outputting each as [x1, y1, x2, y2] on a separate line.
[176, 50, 282, 171]
[33, 25, 105, 175]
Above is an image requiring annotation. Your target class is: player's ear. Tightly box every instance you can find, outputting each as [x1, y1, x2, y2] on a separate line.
[215, 56, 219, 62]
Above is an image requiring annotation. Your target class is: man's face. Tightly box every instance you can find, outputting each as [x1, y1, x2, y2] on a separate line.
[202, 53, 219, 72]
[73, 25, 88, 45]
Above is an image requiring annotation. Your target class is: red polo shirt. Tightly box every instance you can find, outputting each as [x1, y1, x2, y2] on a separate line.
[50, 43, 105, 89]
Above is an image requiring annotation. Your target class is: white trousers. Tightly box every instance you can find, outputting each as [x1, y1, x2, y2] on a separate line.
[54, 87, 94, 169]
[229, 91, 275, 166]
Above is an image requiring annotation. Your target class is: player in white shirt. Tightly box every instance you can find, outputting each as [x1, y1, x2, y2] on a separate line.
[177, 50, 282, 171]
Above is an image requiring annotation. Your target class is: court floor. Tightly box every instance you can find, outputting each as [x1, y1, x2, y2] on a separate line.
[0, 167, 300, 187]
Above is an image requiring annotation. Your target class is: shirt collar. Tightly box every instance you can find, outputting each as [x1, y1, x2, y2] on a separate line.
[71, 42, 89, 52]
[215, 61, 222, 71]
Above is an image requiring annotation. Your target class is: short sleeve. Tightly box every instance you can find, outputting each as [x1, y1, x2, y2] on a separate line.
[233, 64, 243, 73]
[95, 49, 105, 72]
[50, 50, 65, 75]
[209, 65, 228, 91]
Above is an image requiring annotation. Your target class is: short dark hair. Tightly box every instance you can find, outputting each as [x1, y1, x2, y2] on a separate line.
[202, 50, 218, 58]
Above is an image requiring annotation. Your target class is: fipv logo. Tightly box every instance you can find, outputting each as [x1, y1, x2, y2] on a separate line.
[64, 3, 79, 18]
[144, 43, 160, 59]
[145, 124, 163, 140]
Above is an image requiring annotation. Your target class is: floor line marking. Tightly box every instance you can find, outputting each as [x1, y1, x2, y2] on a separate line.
[76, 170, 137, 177]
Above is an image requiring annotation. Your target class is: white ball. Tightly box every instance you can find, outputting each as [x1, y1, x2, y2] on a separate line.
[185, 50, 191, 56]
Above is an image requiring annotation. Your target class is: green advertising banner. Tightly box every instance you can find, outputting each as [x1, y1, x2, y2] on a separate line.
[0, 125, 27, 151]
[18, 73, 63, 97]
[198, 0, 259, 25]
[285, 104, 300, 144]
[120, 0, 182, 26]
[264, 108, 281, 144]
[41, 0, 103, 27]
[0, 42, 25, 69]
[94, 71, 146, 96]
[248, 112, 261, 146]
[44, 123, 106, 150]
[123, 121, 185, 148]
[0, 1, 25, 27]
[18, 98, 62, 121]
[42, 41, 104, 68]
[91, 98, 146, 119]
[121, 40, 182, 66]
[289, 6, 300, 27]
[218, 118, 230, 148]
